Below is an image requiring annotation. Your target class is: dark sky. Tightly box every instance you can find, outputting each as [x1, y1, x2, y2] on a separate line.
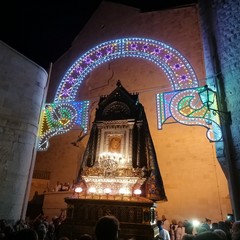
[1, 0, 197, 70]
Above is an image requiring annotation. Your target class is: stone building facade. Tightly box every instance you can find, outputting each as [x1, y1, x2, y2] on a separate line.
[34, 1, 233, 222]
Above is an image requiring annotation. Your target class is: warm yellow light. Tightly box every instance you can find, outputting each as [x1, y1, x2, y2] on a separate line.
[119, 188, 126, 195]
[75, 187, 83, 193]
[133, 189, 142, 195]
[89, 187, 96, 194]
[104, 188, 112, 194]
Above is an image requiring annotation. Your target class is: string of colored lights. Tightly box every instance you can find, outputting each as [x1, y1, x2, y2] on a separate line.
[37, 38, 222, 151]
[54, 38, 199, 102]
[37, 101, 89, 151]
[156, 87, 222, 141]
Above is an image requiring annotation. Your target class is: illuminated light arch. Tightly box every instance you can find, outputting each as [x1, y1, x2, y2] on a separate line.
[54, 38, 198, 102]
[38, 37, 222, 151]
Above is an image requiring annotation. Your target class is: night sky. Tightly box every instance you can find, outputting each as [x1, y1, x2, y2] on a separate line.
[1, 0, 197, 70]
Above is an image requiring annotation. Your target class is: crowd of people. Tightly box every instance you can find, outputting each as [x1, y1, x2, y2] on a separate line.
[1, 213, 240, 240]
[0, 213, 119, 240]
[157, 214, 240, 240]
[52, 181, 75, 192]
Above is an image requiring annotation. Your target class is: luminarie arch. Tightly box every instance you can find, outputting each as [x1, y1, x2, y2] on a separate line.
[37, 37, 222, 151]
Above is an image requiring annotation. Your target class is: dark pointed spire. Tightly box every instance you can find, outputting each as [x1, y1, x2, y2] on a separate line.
[116, 80, 122, 87]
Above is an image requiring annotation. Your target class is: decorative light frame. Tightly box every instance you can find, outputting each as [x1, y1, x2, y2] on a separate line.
[37, 37, 222, 150]
[156, 86, 223, 141]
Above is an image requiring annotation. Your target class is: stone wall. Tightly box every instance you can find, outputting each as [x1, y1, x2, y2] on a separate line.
[0, 41, 48, 222]
[198, 0, 240, 219]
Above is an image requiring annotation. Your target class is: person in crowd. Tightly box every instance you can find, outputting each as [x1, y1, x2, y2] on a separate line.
[14, 228, 38, 240]
[223, 220, 233, 240]
[169, 219, 178, 240]
[45, 222, 55, 240]
[175, 221, 186, 240]
[162, 215, 170, 231]
[197, 219, 211, 235]
[37, 223, 48, 240]
[232, 220, 240, 232]
[94, 215, 120, 240]
[182, 234, 194, 240]
[211, 222, 219, 232]
[201, 218, 211, 231]
[61, 182, 70, 191]
[231, 220, 240, 240]
[193, 231, 222, 240]
[54, 181, 62, 192]
[213, 229, 227, 240]
[183, 220, 193, 235]
[79, 233, 93, 240]
[157, 220, 171, 240]
[232, 231, 240, 240]
[218, 221, 227, 233]
[70, 180, 77, 190]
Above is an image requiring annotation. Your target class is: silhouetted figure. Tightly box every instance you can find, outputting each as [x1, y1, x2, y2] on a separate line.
[94, 215, 120, 240]
[182, 235, 194, 240]
[37, 223, 47, 240]
[58, 237, 69, 240]
[194, 231, 221, 240]
[15, 228, 38, 240]
[231, 220, 240, 240]
[213, 229, 227, 240]
[79, 233, 93, 240]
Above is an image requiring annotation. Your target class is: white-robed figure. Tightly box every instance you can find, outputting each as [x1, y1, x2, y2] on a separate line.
[157, 220, 171, 240]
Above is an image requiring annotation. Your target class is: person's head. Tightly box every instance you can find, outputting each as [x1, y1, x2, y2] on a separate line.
[157, 220, 163, 230]
[194, 231, 222, 240]
[37, 223, 47, 240]
[182, 234, 194, 240]
[211, 222, 219, 231]
[95, 215, 120, 240]
[171, 219, 177, 225]
[79, 234, 93, 240]
[58, 237, 70, 240]
[15, 228, 38, 240]
[232, 231, 240, 240]
[213, 229, 227, 240]
[232, 220, 240, 233]
[178, 221, 184, 228]
[162, 215, 166, 221]
[205, 218, 211, 225]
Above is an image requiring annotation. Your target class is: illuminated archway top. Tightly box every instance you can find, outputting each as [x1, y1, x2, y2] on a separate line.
[54, 38, 199, 102]
[38, 37, 223, 151]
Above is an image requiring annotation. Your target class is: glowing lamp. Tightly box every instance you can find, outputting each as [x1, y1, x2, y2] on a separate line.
[198, 85, 231, 122]
[133, 189, 142, 196]
[104, 188, 112, 194]
[89, 187, 96, 194]
[119, 188, 126, 195]
[75, 187, 83, 193]
[88, 187, 96, 198]
[74, 187, 83, 198]
[198, 85, 215, 110]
